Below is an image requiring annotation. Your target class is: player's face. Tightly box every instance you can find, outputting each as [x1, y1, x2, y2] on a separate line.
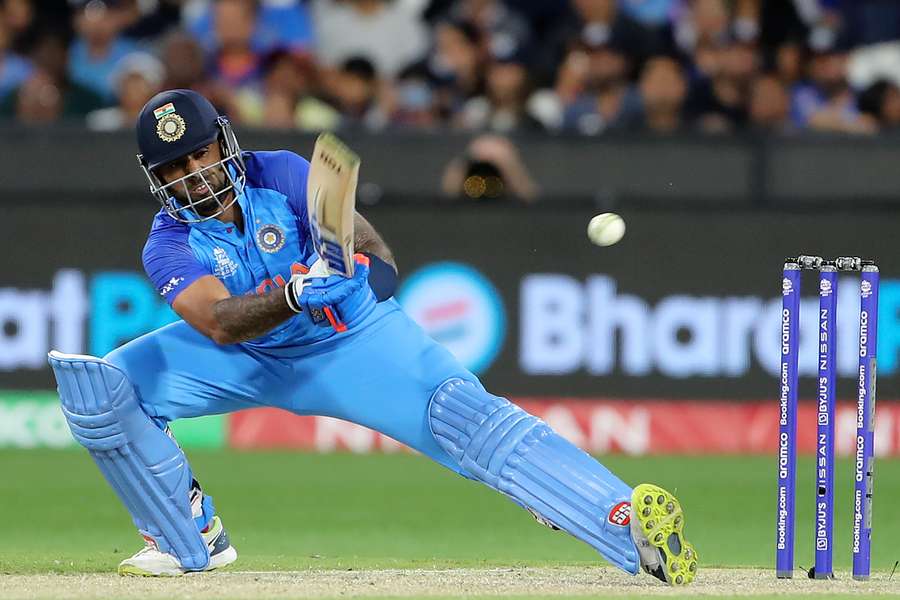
[155, 143, 231, 216]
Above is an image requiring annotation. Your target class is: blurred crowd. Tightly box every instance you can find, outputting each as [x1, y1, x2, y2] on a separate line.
[1, 0, 900, 135]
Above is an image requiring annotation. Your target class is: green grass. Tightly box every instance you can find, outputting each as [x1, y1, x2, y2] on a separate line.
[0, 450, 898, 576]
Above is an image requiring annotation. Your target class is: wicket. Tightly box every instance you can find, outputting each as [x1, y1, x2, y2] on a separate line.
[775, 255, 878, 581]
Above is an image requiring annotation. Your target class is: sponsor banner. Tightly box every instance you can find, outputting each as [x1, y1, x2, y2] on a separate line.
[382, 210, 900, 398]
[5, 206, 900, 401]
[229, 408, 408, 453]
[227, 400, 900, 456]
[0, 392, 226, 449]
[168, 414, 228, 449]
[0, 392, 73, 448]
[397, 262, 505, 375]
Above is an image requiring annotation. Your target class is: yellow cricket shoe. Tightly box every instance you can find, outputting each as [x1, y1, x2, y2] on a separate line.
[630, 483, 697, 586]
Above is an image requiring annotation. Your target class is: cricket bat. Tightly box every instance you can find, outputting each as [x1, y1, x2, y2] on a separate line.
[307, 133, 360, 278]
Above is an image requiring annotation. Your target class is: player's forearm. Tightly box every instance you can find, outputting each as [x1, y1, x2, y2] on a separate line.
[354, 213, 396, 269]
[211, 291, 294, 344]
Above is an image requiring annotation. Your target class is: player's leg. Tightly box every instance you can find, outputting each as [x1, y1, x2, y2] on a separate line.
[49, 321, 275, 575]
[289, 302, 696, 583]
[49, 349, 218, 575]
[429, 378, 696, 584]
[286, 301, 470, 474]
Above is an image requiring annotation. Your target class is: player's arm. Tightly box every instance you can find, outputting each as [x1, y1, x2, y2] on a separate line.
[354, 212, 398, 301]
[144, 220, 291, 345]
[354, 212, 395, 268]
[173, 276, 295, 345]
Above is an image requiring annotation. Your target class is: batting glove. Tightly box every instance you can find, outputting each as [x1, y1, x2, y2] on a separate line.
[284, 254, 371, 330]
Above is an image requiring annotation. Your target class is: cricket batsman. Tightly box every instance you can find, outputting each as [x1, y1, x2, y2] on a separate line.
[48, 89, 697, 585]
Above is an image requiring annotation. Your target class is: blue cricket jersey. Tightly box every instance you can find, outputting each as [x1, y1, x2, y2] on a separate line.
[141, 150, 365, 349]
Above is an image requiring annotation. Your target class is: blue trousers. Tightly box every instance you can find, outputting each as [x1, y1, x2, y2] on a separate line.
[105, 300, 473, 475]
[99, 299, 641, 574]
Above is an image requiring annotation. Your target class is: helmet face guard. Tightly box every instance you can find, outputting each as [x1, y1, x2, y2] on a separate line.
[138, 116, 246, 224]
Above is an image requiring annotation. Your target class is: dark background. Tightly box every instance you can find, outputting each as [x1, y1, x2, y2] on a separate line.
[4, 129, 900, 207]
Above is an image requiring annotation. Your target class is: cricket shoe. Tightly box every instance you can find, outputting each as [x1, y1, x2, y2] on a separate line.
[118, 516, 237, 576]
[630, 483, 697, 586]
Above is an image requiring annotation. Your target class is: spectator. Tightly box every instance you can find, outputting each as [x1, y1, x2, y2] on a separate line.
[441, 134, 539, 203]
[442, 0, 533, 60]
[457, 39, 540, 132]
[635, 55, 689, 133]
[0, 0, 896, 137]
[429, 20, 483, 119]
[748, 73, 793, 133]
[210, 0, 264, 89]
[0, 30, 104, 121]
[758, 0, 808, 53]
[68, 0, 136, 102]
[234, 49, 340, 130]
[324, 56, 385, 129]
[672, 0, 730, 57]
[620, 0, 675, 29]
[858, 79, 900, 133]
[541, 0, 667, 89]
[14, 69, 62, 123]
[732, 0, 760, 43]
[687, 40, 760, 133]
[388, 62, 439, 129]
[159, 30, 235, 115]
[2, 0, 37, 54]
[86, 51, 163, 130]
[773, 39, 806, 87]
[312, 0, 429, 78]
[560, 39, 641, 135]
[159, 30, 203, 90]
[791, 29, 874, 134]
[0, 11, 32, 100]
[553, 45, 590, 107]
[119, 0, 182, 41]
[185, 0, 314, 54]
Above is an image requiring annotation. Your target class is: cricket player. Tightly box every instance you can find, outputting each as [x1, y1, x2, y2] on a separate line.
[48, 89, 696, 585]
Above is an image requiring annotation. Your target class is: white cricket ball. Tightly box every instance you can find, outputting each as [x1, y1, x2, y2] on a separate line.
[587, 213, 626, 247]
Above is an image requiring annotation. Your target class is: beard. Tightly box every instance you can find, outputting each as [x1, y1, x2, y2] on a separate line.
[169, 164, 232, 216]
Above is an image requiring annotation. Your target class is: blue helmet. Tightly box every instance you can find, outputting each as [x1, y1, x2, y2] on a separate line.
[136, 89, 246, 223]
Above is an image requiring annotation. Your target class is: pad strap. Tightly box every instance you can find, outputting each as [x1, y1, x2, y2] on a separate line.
[49, 351, 209, 570]
[429, 379, 639, 574]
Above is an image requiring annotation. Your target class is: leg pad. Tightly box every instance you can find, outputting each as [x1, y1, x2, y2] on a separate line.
[49, 351, 209, 570]
[429, 378, 639, 574]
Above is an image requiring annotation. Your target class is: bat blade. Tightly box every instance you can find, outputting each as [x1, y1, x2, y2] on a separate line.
[306, 133, 360, 277]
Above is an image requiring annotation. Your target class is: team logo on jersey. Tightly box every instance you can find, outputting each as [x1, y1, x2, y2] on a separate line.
[156, 113, 186, 143]
[256, 224, 286, 253]
[212, 247, 239, 278]
[159, 276, 184, 297]
[607, 501, 631, 527]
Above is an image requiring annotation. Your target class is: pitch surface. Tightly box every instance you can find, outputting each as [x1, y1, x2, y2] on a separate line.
[2, 568, 898, 599]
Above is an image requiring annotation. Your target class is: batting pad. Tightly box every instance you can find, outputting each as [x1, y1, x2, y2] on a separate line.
[48, 351, 209, 570]
[429, 379, 639, 575]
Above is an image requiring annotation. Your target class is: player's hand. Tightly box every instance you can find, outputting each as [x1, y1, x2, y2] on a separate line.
[288, 254, 372, 329]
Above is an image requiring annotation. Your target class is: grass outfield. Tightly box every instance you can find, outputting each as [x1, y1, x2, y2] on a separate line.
[1, 450, 898, 598]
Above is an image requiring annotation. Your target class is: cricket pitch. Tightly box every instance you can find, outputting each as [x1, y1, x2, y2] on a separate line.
[1, 567, 897, 600]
